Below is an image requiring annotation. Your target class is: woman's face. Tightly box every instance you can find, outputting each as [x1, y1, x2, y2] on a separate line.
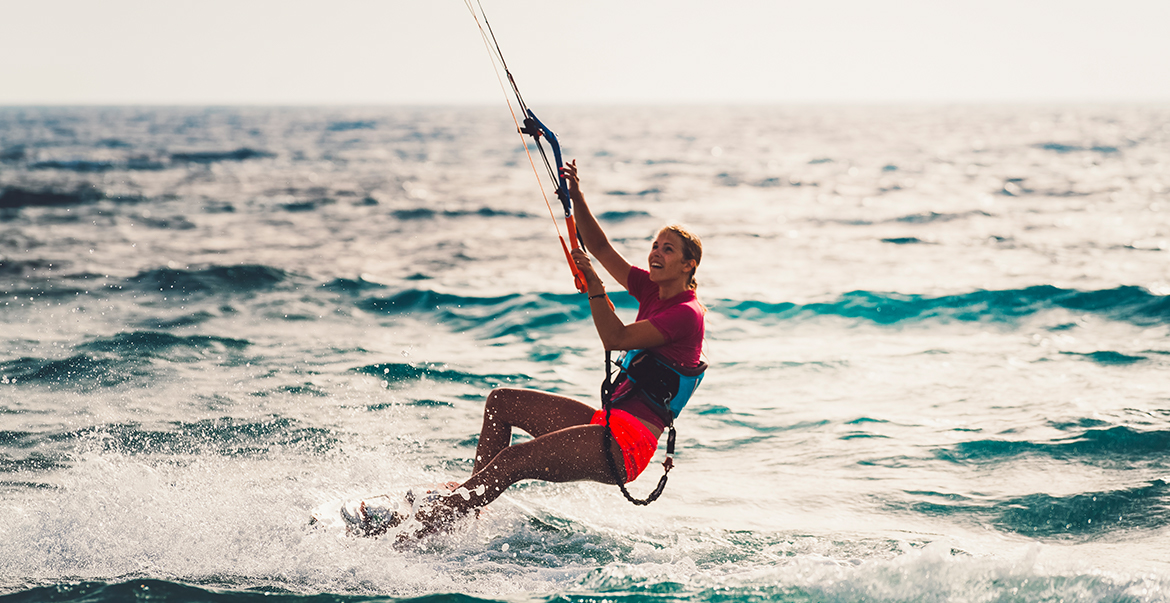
[647, 230, 695, 284]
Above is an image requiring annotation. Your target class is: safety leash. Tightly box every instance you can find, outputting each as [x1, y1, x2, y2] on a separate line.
[600, 351, 675, 505]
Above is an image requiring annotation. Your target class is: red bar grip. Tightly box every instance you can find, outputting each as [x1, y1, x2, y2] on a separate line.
[560, 236, 588, 293]
[562, 216, 613, 309]
[565, 215, 581, 250]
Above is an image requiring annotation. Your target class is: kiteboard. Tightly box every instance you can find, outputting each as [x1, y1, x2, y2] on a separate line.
[309, 483, 468, 539]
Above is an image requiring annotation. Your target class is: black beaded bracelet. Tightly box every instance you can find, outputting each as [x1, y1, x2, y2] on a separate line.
[588, 292, 607, 300]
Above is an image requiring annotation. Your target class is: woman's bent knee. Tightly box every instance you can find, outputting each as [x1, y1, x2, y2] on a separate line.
[485, 388, 520, 412]
[486, 387, 525, 406]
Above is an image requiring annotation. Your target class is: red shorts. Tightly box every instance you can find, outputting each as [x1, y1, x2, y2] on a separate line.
[591, 408, 659, 481]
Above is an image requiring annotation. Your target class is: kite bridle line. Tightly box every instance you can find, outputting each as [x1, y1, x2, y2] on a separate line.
[464, 0, 590, 295]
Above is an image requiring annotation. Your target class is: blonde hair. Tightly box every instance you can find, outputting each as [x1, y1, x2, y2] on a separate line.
[659, 224, 703, 291]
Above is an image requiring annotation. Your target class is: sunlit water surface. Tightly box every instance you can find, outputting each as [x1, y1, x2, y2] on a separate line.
[1, 105, 1169, 602]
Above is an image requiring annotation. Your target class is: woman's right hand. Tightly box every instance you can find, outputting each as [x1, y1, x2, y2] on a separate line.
[570, 248, 604, 293]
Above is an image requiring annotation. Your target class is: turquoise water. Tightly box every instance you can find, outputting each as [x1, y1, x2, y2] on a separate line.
[1, 105, 1169, 602]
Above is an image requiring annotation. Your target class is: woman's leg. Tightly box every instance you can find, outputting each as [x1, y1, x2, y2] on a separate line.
[407, 388, 622, 536]
[417, 422, 624, 533]
[472, 388, 596, 474]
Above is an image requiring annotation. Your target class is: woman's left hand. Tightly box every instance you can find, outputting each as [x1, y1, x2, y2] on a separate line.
[571, 248, 603, 292]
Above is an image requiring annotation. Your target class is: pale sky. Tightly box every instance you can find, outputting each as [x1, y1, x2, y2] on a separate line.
[2, 0, 1168, 105]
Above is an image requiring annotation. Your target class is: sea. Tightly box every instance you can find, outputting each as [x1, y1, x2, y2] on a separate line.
[1, 104, 1168, 603]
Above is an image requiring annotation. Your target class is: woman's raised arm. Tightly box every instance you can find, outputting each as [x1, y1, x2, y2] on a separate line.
[562, 160, 632, 290]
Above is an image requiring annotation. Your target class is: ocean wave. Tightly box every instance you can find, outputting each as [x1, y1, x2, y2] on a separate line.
[281, 198, 335, 212]
[327, 120, 376, 131]
[598, 210, 652, 221]
[132, 214, 197, 230]
[1059, 351, 1148, 365]
[0, 579, 509, 603]
[0, 333, 249, 388]
[29, 159, 117, 172]
[0, 187, 102, 209]
[1035, 142, 1123, 154]
[320, 277, 388, 295]
[902, 479, 1170, 538]
[604, 188, 661, 197]
[134, 311, 218, 329]
[0, 430, 50, 451]
[257, 383, 331, 397]
[892, 210, 992, 224]
[55, 417, 338, 457]
[353, 362, 531, 390]
[0, 451, 71, 474]
[994, 481, 1170, 537]
[77, 331, 249, 359]
[0, 257, 60, 277]
[880, 237, 932, 245]
[359, 289, 517, 312]
[198, 280, 1170, 339]
[168, 148, 275, 164]
[124, 265, 291, 295]
[0, 144, 27, 162]
[1, 564, 1156, 603]
[718, 285, 1170, 326]
[26, 157, 166, 172]
[390, 207, 534, 220]
[752, 176, 817, 188]
[0, 355, 139, 389]
[357, 289, 629, 339]
[11, 269, 1170, 339]
[359, 289, 635, 315]
[936, 425, 1170, 464]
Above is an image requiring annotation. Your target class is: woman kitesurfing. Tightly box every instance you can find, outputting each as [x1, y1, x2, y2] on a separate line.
[405, 161, 708, 535]
[337, 2, 708, 539]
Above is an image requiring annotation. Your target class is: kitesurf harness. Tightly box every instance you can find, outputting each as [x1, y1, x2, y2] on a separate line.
[600, 349, 707, 505]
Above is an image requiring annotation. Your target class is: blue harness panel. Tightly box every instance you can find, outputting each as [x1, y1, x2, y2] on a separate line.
[611, 349, 707, 424]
